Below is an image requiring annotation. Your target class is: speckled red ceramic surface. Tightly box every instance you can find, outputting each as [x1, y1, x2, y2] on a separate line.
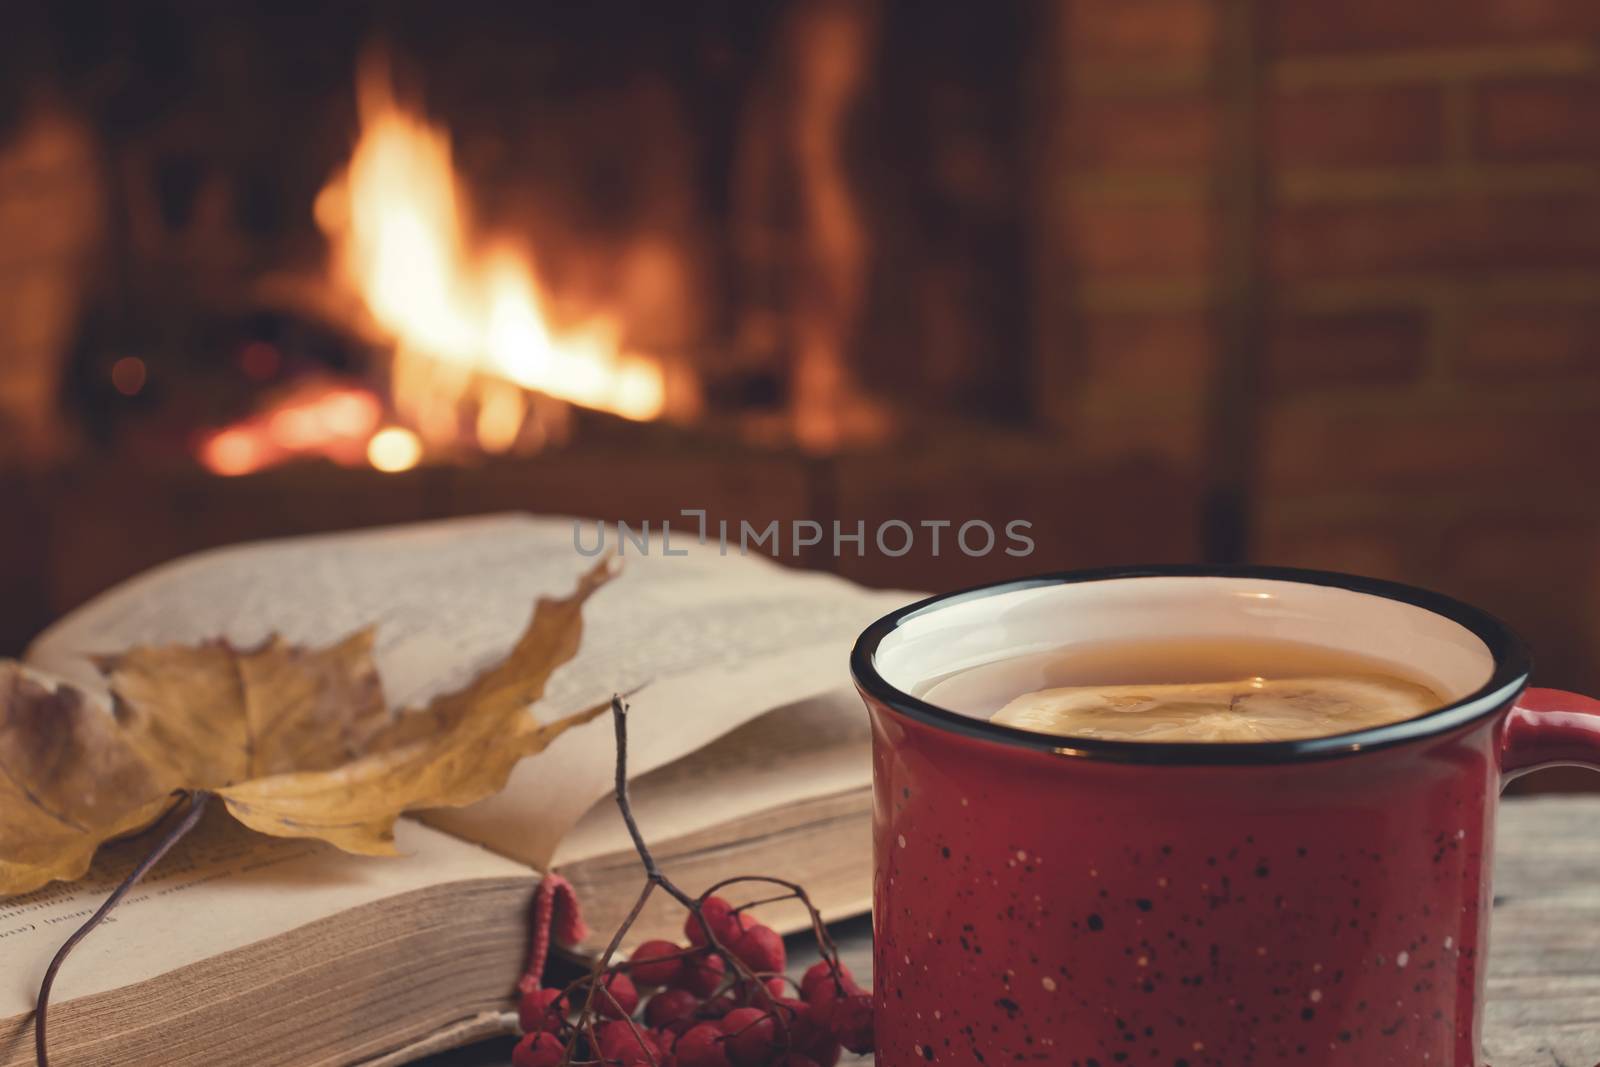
[852, 567, 1600, 1067]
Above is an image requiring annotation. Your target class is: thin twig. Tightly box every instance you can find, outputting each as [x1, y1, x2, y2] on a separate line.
[35, 791, 212, 1067]
[731, 890, 804, 914]
[563, 878, 655, 1063]
[542, 697, 858, 1064]
[607, 699, 783, 1014]
[611, 697, 694, 909]
[702, 873, 844, 972]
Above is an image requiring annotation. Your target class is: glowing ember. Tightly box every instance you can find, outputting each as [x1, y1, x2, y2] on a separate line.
[198, 427, 269, 478]
[366, 426, 423, 472]
[317, 57, 665, 434]
[197, 384, 381, 477]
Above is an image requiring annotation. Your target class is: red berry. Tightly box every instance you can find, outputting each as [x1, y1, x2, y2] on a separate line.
[670, 950, 726, 997]
[699, 990, 738, 1019]
[773, 997, 839, 1065]
[802, 1037, 841, 1067]
[729, 923, 786, 975]
[517, 986, 566, 1034]
[821, 991, 873, 1054]
[630, 939, 688, 987]
[645, 988, 700, 1032]
[592, 971, 640, 1019]
[719, 1006, 765, 1033]
[511, 1031, 565, 1067]
[800, 961, 860, 1002]
[685, 897, 751, 947]
[596, 1020, 662, 1064]
[684, 897, 729, 945]
[731, 975, 787, 1007]
[803, 979, 849, 1020]
[774, 1056, 822, 1067]
[769, 997, 797, 1027]
[720, 1007, 779, 1067]
[675, 1022, 732, 1067]
[649, 1025, 679, 1054]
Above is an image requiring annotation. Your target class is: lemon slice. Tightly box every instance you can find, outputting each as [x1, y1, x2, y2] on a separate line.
[990, 674, 1441, 743]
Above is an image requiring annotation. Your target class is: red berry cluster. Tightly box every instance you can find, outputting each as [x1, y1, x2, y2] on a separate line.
[512, 896, 872, 1067]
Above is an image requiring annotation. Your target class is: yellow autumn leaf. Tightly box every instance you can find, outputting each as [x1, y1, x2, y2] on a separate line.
[0, 559, 615, 896]
[0, 663, 175, 896]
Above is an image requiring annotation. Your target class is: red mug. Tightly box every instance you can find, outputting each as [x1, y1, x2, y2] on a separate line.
[851, 567, 1600, 1067]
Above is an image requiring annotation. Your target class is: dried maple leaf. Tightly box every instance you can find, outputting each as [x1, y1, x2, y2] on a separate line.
[0, 559, 615, 896]
[0, 664, 175, 897]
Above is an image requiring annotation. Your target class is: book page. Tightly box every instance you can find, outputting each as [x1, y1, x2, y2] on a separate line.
[552, 686, 871, 867]
[0, 812, 527, 1021]
[419, 638, 877, 868]
[24, 514, 913, 868]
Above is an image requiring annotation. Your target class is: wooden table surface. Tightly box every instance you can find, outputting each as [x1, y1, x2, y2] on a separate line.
[451, 796, 1600, 1067]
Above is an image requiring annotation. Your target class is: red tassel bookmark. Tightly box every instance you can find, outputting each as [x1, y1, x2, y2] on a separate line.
[517, 873, 591, 994]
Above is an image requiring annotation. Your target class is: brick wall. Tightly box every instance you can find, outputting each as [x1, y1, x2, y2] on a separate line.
[1035, 0, 1226, 476]
[1039, 0, 1600, 694]
[1257, 0, 1600, 693]
[0, 108, 102, 465]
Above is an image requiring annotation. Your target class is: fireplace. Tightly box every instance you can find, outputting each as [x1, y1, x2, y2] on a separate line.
[4, 0, 1600, 724]
[0, 1, 1197, 650]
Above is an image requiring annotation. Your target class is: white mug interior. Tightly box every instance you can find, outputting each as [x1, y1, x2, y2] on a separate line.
[874, 575, 1498, 718]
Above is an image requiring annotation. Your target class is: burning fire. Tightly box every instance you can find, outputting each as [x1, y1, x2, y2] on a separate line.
[197, 383, 382, 476]
[200, 58, 666, 476]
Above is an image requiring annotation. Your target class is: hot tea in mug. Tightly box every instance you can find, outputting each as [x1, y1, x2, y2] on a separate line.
[921, 635, 1444, 742]
[852, 567, 1600, 1067]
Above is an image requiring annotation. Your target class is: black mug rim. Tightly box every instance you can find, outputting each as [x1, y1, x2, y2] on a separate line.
[850, 565, 1532, 766]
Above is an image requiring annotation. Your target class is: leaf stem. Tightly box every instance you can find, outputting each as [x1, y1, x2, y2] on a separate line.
[35, 791, 212, 1067]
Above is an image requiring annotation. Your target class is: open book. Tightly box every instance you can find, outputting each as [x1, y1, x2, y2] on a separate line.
[0, 514, 911, 1067]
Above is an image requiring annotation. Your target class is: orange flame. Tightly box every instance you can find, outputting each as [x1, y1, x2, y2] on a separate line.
[197, 384, 382, 476]
[200, 57, 667, 478]
[317, 62, 665, 427]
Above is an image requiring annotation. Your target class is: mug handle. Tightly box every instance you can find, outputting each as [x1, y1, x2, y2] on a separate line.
[1501, 687, 1600, 781]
